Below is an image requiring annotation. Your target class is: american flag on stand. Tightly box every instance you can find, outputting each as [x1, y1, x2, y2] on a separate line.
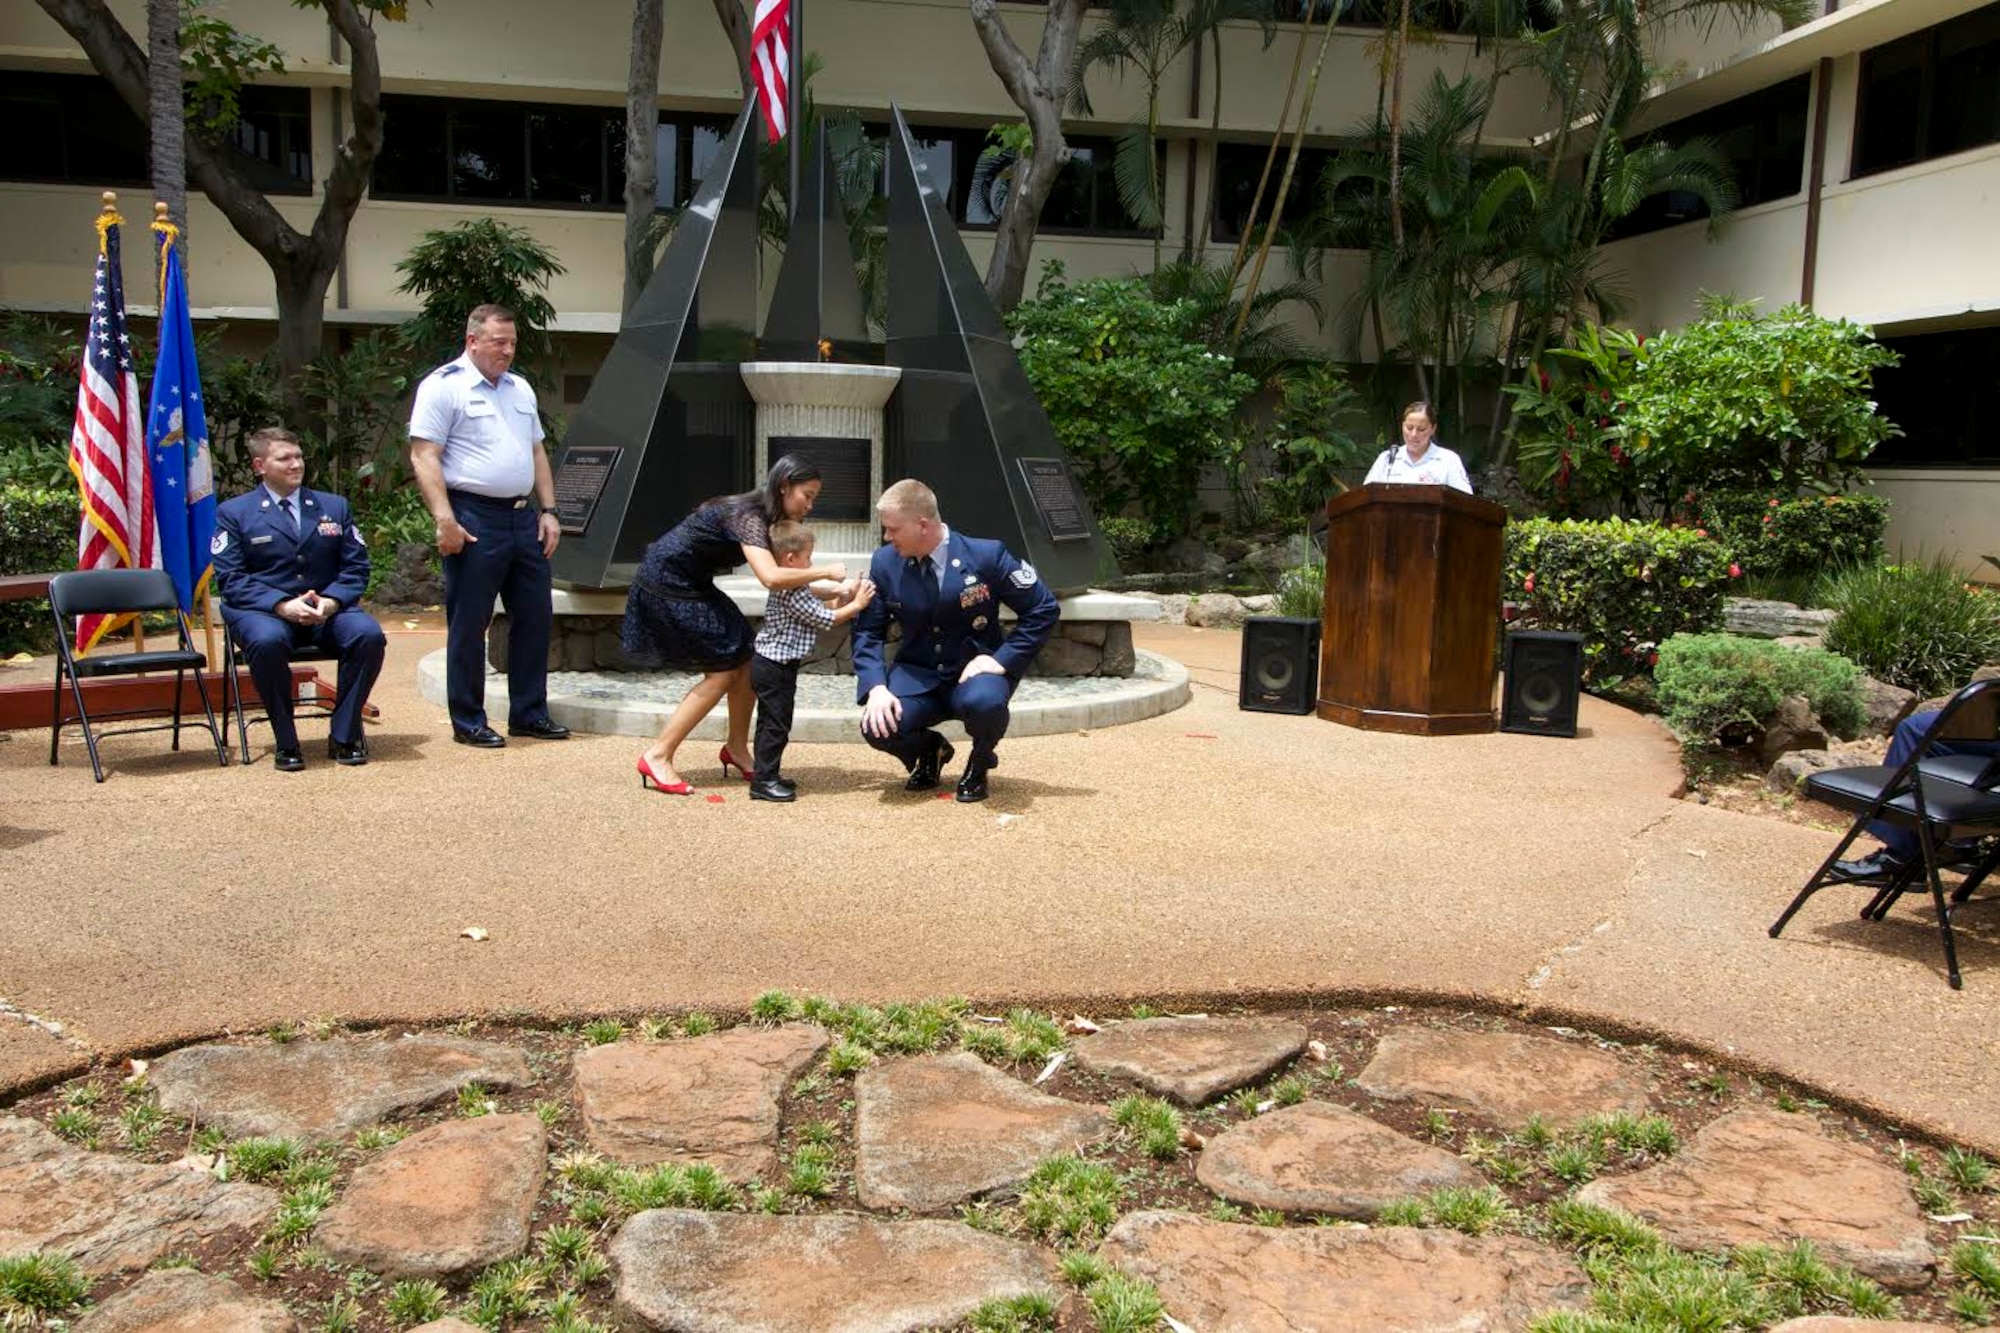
[751, 0, 791, 143]
[67, 202, 160, 653]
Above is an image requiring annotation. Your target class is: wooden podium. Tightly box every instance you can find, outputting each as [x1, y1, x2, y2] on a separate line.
[1316, 483, 1507, 735]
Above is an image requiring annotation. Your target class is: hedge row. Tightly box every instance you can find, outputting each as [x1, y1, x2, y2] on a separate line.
[1, 485, 77, 653]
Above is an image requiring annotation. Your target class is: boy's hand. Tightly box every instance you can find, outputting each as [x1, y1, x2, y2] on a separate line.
[852, 578, 876, 607]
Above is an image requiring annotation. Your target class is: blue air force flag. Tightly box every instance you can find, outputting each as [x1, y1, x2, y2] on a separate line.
[146, 229, 216, 613]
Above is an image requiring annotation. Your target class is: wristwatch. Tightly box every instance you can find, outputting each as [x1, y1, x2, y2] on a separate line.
[540, 505, 560, 516]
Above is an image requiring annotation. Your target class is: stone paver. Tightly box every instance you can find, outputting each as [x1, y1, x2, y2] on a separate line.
[1579, 1108, 1935, 1290]
[1196, 1100, 1481, 1218]
[317, 1113, 545, 1280]
[0, 1117, 276, 1277]
[609, 1209, 1057, 1333]
[854, 1052, 1112, 1211]
[1356, 1027, 1653, 1128]
[148, 1036, 531, 1141]
[1770, 1321, 1973, 1332]
[573, 1025, 828, 1177]
[74, 1269, 301, 1332]
[1099, 1210, 1590, 1331]
[1071, 1016, 1308, 1106]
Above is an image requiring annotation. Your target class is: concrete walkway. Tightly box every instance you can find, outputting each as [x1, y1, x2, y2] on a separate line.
[2, 622, 1996, 1152]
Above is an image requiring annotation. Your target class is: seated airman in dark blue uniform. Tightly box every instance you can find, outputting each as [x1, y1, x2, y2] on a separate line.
[212, 427, 386, 772]
[854, 478, 1058, 802]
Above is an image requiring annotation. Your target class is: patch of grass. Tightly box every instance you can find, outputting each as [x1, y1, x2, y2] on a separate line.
[466, 1256, 547, 1326]
[1950, 1287, 1995, 1325]
[1128, 1004, 1161, 1019]
[960, 1026, 1010, 1060]
[1916, 1175, 1962, 1215]
[537, 1224, 594, 1270]
[1419, 1107, 1455, 1142]
[958, 1201, 1011, 1233]
[269, 1180, 335, 1243]
[1690, 1071, 1732, 1100]
[1270, 1076, 1310, 1108]
[969, 1291, 1059, 1332]
[1206, 1200, 1246, 1223]
[796, 1119, 837, 1147]
[582, 1019, 624, 1046]
[1110, 1096, 1184, 1161]
[1543, 1199, 1664, 1258]
[1251, 1208, 1287, 1227]
[1518, 1115, 1556, 1150]
[1943, 1147, 1994, 1193]
[284, 1155, 337, 1190]
[680, 1012, 718, 1037]
[826, 1040, 875, 1076]
[225, 1137, 301, 1183]
[1736, 1240, 1898, 1320]
[1424, 1185, 1515, 1236]
[1376, 1197, 1427, 1227]
[787, 1144, 835, 1198]
[1545, 1141, 1605, 1184]
[457, 1082, 497, 1117]
[267, 1023, 298, 1044]
[1059, 1249, 1109, 1288]
[638, 1016, 673, 1042]
[317, 1293, 360, 1333]
[1572, 1112, 1677, 1157]
[792, 1072, 829, 1098]
[750, 990, 803, 1024]
[1087, 1271, 1166, 1333]
[0, 1253, 90, 1317]
[119, 1099, 165, 1151]
[192, 1126, 228, 1155]
[750, 1185, 785, 1214]
[385, 1277, 449, 1324]
[1228, 1088, 1262, 1118]
[355, 1125, 408, 1151]
[49, 1107, 100, 1148]
[246, 1245, 284, 1281]
[1004, 1009, 1066, 1064]
[1954, 1240, 2000, 1298]
[534, 1099, 567, 1129]
[1019, 1156, 1122, 1245]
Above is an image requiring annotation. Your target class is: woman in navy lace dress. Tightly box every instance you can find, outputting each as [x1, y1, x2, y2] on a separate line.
[622, 455, 847, 794]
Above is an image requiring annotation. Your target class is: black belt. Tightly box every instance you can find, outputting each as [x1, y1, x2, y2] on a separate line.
[449, 489, 534, 509]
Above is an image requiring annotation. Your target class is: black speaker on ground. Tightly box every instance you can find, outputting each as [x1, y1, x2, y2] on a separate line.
[1240, 616, 1321, 715]
[1501, 630, 1584, 737]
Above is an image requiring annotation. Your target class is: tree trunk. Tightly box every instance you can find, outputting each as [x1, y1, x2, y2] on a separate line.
[624, 0, 666, 316]
[1232, 6, 1338, 342]
[1387, 0, 1411, 249]
[147, 0, 184, 295]
[1225, 6, 1315, 288]
[972, 0, 1087, 312]
[711, 0, 757, 98]
[36, 0, 390, 431]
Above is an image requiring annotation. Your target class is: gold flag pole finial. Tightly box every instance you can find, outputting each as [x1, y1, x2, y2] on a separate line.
[152, 201, 180, 307]
[95, 191, 124, 253]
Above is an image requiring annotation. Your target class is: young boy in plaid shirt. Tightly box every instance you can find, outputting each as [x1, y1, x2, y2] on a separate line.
[749, 521, 876, 802]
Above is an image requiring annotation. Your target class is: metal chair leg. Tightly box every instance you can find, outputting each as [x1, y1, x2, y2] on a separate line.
[1771, 826, 1869, 938]
[190, 657, 228, 767]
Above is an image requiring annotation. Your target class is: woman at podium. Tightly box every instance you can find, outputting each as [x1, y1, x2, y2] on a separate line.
[1362, 401, 1472, 493]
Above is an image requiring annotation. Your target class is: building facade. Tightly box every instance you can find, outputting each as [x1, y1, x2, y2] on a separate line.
[1, 0, 1994, 568]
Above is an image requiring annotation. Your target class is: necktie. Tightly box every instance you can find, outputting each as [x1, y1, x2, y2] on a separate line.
[907, 555, 936, 618]
[279, 496, 295, 534]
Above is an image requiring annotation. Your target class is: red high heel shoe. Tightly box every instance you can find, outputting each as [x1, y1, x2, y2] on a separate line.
[637, 755, 692, 795]
[719, 745, 753, 781]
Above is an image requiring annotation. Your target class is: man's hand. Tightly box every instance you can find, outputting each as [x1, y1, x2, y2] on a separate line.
[861, 684, 902, 738]
[538, 511, 562, 558]
[958, 653, 1005, 684]
[279, 593, 324, 625]
[435, 514, 475, 556]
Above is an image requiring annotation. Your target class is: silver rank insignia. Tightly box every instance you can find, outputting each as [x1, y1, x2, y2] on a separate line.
[210, 530, 228, 554]
[973, 616, 988, 629]
[1008, 563, 1038, 588]
[964, 573, 978, 585]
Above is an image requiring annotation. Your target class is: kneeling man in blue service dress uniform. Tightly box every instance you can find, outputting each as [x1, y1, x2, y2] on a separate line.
[854, 478, 1059, 803]
[213, 426, 387, 772]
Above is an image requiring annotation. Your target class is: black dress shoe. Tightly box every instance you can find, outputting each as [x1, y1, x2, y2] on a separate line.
[509, 716, 571, 740]
[1834, 850, 1907, 881]
[905, 735, 954, 791]
[955, 756, 992, 804]
[749, 778, 797, 803]
[274, 747, 305, 773]
[452, 725, 507, 748]
[326, 737, 369, 766]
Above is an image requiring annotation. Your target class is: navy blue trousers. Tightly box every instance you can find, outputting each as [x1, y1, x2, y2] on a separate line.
[1872, 708, 2000, 861]
[862, 673, 1015, 770]
[226, 607, 386, 750]
[441, 493, 552, 732]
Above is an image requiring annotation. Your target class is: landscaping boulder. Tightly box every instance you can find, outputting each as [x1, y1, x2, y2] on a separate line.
[75, 1269, 301, 1332]
[1857, 676, 1919, 738]
[370, 541, 444, 606]
[1185, 593, 1250, 629]
[1724, 599, 1837, 640]
[1767, 749, 1839, 792]
[1754, 696, 1829, 767]
[1161, 537, 1229, 579]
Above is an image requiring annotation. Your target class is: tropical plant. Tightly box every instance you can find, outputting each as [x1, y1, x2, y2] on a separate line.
[0, 312, 83, 489]
[1260, 360, 1368, 520]
[395, 219, 566, 389]
[1822, 558, 2000, 697]
[1504, 322, 1643, 513]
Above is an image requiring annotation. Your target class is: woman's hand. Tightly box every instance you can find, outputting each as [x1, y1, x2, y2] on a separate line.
[816, 562, 847, 582]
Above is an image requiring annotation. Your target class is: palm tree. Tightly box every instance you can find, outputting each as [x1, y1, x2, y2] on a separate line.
[1068, 0, 1186, 273]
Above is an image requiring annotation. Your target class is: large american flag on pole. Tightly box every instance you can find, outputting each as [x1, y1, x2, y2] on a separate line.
[751, 0, 791, 143]
[68, 200, 160, 653]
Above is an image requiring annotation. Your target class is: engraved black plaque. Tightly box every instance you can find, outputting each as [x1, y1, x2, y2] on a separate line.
[769, 436, 871, 522]
[553, 445, 623, 535]
[1016, 457, 1091, 542]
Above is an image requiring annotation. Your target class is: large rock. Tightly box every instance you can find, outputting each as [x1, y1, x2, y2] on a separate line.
[1071, 1016, 1308, 1106]
[1768, 749, 1840, 791]
[610, 1209, 1056, 1333]
[369, 541, 444, 606]
[1579, 1109, 1934, 1291]
[1356, 1028, 1653, 1129]
[854, 1052, 1112, 1211]
[0, 1117, 277, 1277]
[75, 1269, 301, 1332]
[1858, 676, 1920, 738]
[317, 1113, 545, 1280]
[1196, 1101, 1479, 1218]
[1725, 599, 1837, 639]
[573, 1025, 828, 1177]
[1160, 537, 1230, 578]
[1184, 593, 1251, 629]
[1756, 695, 1831, 766]
[149, 1035, 531, 1142]
[1099, 1210, 1589, 1331]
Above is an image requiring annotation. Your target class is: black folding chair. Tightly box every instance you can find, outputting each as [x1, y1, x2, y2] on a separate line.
[1770, 678, 2000, 989]
[217, 612, 341, 764]
[47, 569, 230, 783]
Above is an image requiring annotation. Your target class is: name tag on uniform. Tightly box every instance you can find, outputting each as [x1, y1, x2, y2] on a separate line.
[464, 399, 495, 418]
[249, 535, 274, 545]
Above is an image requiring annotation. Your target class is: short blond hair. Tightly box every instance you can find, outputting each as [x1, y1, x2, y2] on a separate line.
[877, 479, 938, 521]
[247, 426, 302, 461]
[768, 520, 814, 558]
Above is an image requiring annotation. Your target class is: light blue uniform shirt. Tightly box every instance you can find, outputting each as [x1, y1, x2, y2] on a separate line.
[408, 352, 544, 499]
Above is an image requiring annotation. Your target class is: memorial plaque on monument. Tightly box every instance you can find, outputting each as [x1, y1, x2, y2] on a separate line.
[552, 445, 623, 535]
[771, 435, 871, 522]
[1015, 458, 1091, 542]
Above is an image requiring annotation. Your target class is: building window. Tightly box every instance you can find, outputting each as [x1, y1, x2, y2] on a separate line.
[375, 94, 656, 209]
[224, 86, 314, 195]
[1210, 143, 1334, 243]
[650, 113, 732, 211]
[1608, 75, 1810, 239]
[1854, 2, 2000, 177]
[868, 123, 1154, 236]
[1866, 324, 2000, 467]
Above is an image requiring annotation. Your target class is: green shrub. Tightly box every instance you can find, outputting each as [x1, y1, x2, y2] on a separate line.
[1097, 517, 1159, 567]
[1275, 557, 1326, 620]
[1654, 633, 1866, 744]
[0, 485, 79, 653]
[1505, 519, 1734, 681]
[1822, 557, 2000, 696]
[1691, 490, 1889, 584]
